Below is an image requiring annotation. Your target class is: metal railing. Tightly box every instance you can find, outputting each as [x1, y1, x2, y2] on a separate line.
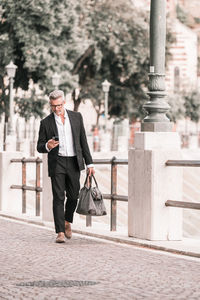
[10, 157, 42, 216]
[87, 157, 128, 231]
[10, 156, 128, 231]
[165, 160, 200, 210]
[11, 157, 200, 230]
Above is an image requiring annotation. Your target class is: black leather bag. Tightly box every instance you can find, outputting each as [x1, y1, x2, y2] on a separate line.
[76, 175, 107, 216]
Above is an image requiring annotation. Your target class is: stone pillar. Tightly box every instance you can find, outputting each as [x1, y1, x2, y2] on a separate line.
[0, 151, 23, 212]
[5, 135, 16, 152]
[42, 154, 54, 222]
[128, 1, 183, 241]
[118, 136, 128, 152]
[19, 138, 31, 155]
[128, 132, 182, 240]
[100, 133, 111, 152]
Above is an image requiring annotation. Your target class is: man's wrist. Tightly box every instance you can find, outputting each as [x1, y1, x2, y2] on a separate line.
[87, 164, 94, 169]
[45, 142, 51, 152]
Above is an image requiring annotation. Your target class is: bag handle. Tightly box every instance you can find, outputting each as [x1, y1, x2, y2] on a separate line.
[92, 174, 98, 187]
[84, 174, 98, 188]
[84, 174, 91, 187]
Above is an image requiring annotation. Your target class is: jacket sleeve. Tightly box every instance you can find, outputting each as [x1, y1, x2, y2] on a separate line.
[79, 113, 93, 165]
[37, 121, 48, 153]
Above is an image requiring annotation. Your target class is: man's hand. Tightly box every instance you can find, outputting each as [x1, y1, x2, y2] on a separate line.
[87, 167, 95, 177]
[47, 139, 59, 150]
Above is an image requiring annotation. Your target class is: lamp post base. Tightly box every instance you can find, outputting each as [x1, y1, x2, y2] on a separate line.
[141, 122, 173, 132]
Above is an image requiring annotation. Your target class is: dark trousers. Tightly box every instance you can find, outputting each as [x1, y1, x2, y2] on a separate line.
[50, 156, 80, 233]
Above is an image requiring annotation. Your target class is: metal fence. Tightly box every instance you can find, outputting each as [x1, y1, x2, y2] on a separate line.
[10, 157, 42, 216]
[10, 157, 200, 231]
[10, 156, 128, 231]
[165, 160, 200, 210]
[86, 157, 128, 231]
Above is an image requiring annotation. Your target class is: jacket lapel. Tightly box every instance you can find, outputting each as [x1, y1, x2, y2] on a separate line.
[49, 113, 58, 136]
[67, 110, 78, 143]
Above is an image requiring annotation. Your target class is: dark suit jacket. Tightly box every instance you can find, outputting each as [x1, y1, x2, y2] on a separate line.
[37, 110, 93, 177]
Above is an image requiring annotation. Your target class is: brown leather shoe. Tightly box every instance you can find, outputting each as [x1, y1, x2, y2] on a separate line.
[56, 232, 65, 243]
[65, 222, 72, 239]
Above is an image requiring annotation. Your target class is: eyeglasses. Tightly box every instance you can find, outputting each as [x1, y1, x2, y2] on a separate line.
[50, 103, 63, 109]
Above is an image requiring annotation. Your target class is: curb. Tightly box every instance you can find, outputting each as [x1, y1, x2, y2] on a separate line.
[72, 229, 200, 259]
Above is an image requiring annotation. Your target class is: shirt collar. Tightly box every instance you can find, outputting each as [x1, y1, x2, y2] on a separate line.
[54, 109, 67, 121]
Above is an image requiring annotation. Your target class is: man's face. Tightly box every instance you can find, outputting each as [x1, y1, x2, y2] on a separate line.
[50, 97, 65, 116]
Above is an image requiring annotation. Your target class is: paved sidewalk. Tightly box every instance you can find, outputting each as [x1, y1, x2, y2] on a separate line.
[1, 216, 200, 300]
[1, 211, 200, 258]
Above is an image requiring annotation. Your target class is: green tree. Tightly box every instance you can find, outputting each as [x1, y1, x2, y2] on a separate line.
[15, 89, 47, 122]
[0, 0, 80, 119]
[167, 93, 185, 123]
[184, 90, 200, 123]
[73, 0, 174, 124]
[176, 4, 189, 26]
[0, 0, 175, 127]
[14, 88, 47, 139]
[72, 0, 150, 124]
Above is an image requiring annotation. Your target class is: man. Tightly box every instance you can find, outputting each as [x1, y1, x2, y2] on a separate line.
[37, 90, 94, 243]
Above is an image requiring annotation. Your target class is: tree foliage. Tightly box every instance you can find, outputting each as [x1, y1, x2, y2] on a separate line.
[73, 0, 149, 123]
[176, 4, 189, 26]
[184, 90, 200, 123]
[0, 0, 175, 125]
[167, 93, 185, 123]
[15, 88, 47, 122]
[166, 90, 200, 124]
[1, 0, 81, 90]
[0, 0, 80, 120]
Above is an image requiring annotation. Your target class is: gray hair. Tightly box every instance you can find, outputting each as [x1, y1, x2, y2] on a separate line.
[49, 90, 64, 101]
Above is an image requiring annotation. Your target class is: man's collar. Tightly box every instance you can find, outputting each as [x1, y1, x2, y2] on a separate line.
[53, 109, 66, 120]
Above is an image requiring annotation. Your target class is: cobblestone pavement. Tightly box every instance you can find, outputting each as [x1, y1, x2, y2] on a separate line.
[1, 217, 200, 300]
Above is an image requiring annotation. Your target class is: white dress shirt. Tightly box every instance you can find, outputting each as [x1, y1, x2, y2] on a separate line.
[55, 110, 76, 156]
[46, 110, 93, 168]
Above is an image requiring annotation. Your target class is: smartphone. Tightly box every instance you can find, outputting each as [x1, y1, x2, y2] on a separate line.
[52, 136, 59, 141]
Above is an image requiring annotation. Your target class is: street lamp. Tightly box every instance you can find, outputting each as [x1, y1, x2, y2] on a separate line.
[52, 72, 60, 90]
[6, 61, 17, 135]
[102, 79, 111, 132]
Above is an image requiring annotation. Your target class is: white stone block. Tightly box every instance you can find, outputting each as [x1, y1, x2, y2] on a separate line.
[5, 135, 16, 152]
[19, 138, 30, 155]
[100, 133, 111, 152]
[134, 132, 181, 150]
[118, 136, 128, 152]
[189, 135, 198, 149]
[0, 151, 23, 213]
[42, 154, 54, 222]
[128, 132, 183, 241]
